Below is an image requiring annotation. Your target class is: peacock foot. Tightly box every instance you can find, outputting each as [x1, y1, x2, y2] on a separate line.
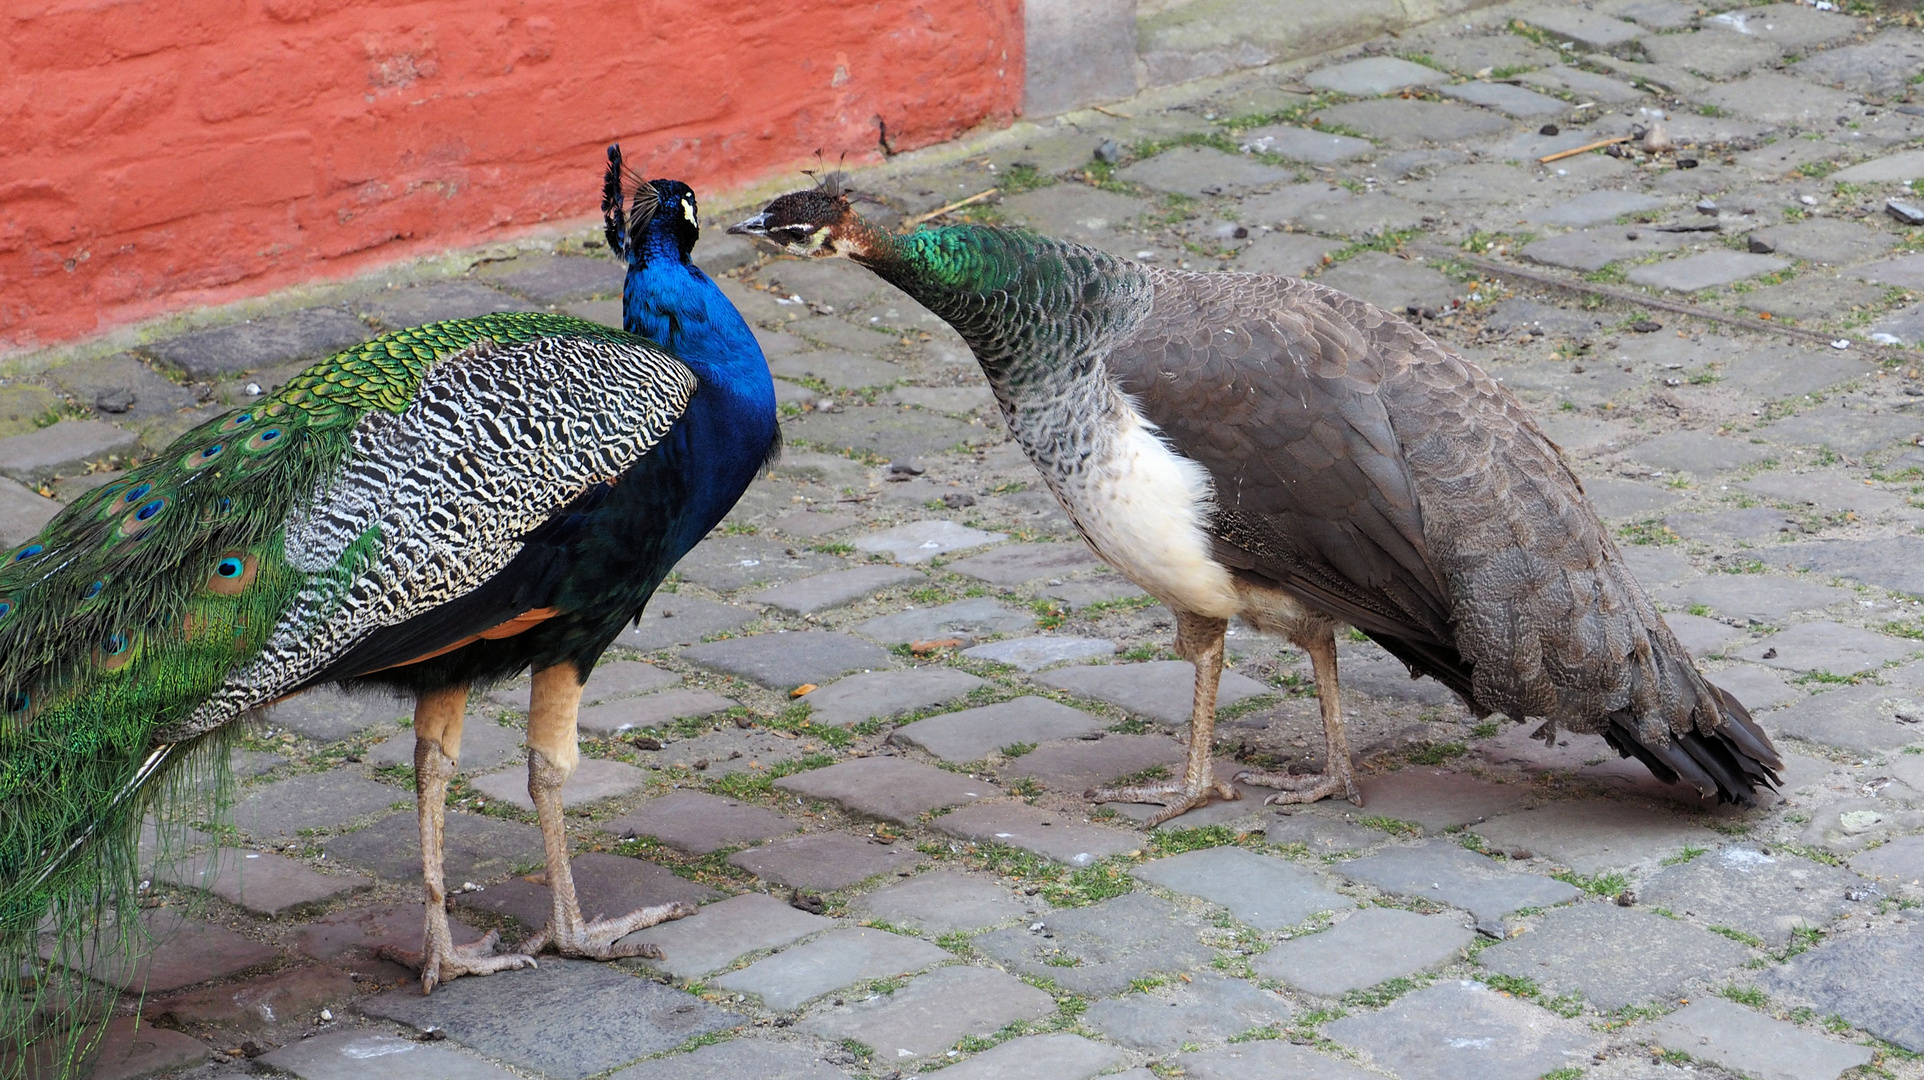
[378, 929, 535, 994]
[1234, 766, 1364, 807]
[1085, 778, 1239, 829]
[521, 900, 698, 961]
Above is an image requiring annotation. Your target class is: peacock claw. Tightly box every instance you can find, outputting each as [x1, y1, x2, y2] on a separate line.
[1234, 767, 1364, 807]
[1086, 779, 1239, 829]
[522, 900, 697, 961]
[378, 929, 536, 994]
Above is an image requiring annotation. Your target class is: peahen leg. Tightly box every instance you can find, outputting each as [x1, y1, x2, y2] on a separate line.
[1235, 624, 1364, 806]
[518, 665, 695, 959]
[378, 684, 535, 992]
[1088, 611, 1239, 827]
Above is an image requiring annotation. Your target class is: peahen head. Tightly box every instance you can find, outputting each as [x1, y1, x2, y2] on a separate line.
[728, 176, 878, 261]
[602, 145, 699, 266]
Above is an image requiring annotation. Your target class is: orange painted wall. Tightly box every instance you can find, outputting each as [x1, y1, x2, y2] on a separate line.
[0, 0, 1023, 353]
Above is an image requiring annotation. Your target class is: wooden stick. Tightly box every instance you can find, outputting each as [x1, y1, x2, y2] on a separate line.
[1091, 104, 1133, 119]
[1538, 136, 1631, 164]
[907, 188, 998, 226]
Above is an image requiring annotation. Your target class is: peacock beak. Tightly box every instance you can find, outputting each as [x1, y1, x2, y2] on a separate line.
[727, 213, 770, 238]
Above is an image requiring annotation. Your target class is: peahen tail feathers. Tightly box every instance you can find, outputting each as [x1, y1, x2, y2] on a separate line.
[1599, 630, 1783, 805]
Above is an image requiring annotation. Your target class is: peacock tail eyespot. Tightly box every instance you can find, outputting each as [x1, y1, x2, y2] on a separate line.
[206, 552, 258, 595]
[218, 411, 257, 433]
[4, 691, 27, 713]
[82, 580, 105, 600]
[117, 497, 167, 538]
[0, 597, 12, 621]
[243, 428, 285, 453]
[183, 443, 226, 469]
[95, 633, 135, 670]
[135, 499, 164, 521]
[121, 483, 153, 504]
[11, 544, 44, 563]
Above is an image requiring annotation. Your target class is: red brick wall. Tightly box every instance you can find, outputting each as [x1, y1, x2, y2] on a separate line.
[0, 0, 1023, 352]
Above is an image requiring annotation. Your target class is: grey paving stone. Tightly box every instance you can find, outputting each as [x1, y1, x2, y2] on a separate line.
[1721, 344, 1874, 401]
[1117, 146, 1293, 197]
[676, 536, 841, 592]
[257, 1028, 517, 1080]
[936, 801, 1141, 867]
[975, 892, 1213, 995]
[456, 854, 714, 938]
[1768, 682, 1924, 756]
[1751, 218, 1900, 267]
[1630, 430, 1775, 475]
[1628, 251, 1791, 292]
[798, 669, 986, 726]
[352, 280, 538, 328]
[1134, 846, 1352, 930]
[1640, 845, 1861, 945]
[1798, 799, 1924, 856]
[1008, 732, 1186, 792]
[806, 964, 1056, 1061]
[293, 901, 486, 962]
[1664, 612, 1746, 659]
[1263, 810, 1383, 855]
[1175, 1041, 1381, 1080]
[774, 757, 995, 824]
[233, 771, 404, 839]
[889, 384, 995, 416]
[19, 1013, 208, 1080]
[155, 847, 369, 919]
[997, 184, 1153, 256]
[1705, 664, 1798, 712]
[854, 519, 1004, 564]
[483, 661, 676, 711]
[1086, 973, 1292, 1051]
[1666, 574, 1850, 623]
[1316, 251, 1459, 313]
[1762, 918, 1924, 1052]
[962, 635, 1115, 671]
[713, 927, 949, 1011]
[619, 892, 831, 979]
[263, 685, 411, 743]
[937, 1033, 1124, 1080]
[1777, 536, 1924, 596]
[1621, 546, 1697, 590]
[683, 631, 891, 691]
[578, 689, 739, 736]
[480, 254, 621, 303]
[892, 696, 1104, 762]
[147, 306, 371, 378]
[1649, 997, 1874, 1080]
[1338, 842, 1582, 932]
[42, 908, 279, 993]
[1035, 660, 1269, 725]
[1484, 298, 1608, 341]
[849, 870, 1034, 934]
[853, 598, 1034, 647]
[1583, 477, 1683, 522]
[617, 593, 759, 651]
[608, 1040, 854, 1080]
[1438, 80, 1566, 118]
[727, 832, 926, 890]
[48, 351, 206, 421]
[1667, 507, 1801, 545]
[0, 419, 142, 485]
[1872, 303, 1924, 347]
[363, 958, 737, 1079]
[769, 350, 904, 391]
[324, 810, 543, 885]
[1852, 835, 1924, 889]
[643, 727, 812, 776]
[942, 541, 1100, 585]
[367, 715, 523, 772]
[1735, 622, 1916, 677]
[0, 476, 59, 546]
[1521, 230, 1666, 272]
[1519, 63, 1646, 103]
[1352, 769, 1528, 833]
[1306, 56, 1450, 96]
[1326, 979, 1597, 1080]
[1761, 405, 1921, 458]
[771, 508, 859, 538]
[603, 790, 798, 854]
[469, 757, 647, 812]
[1711, 3, 1860, 49]
[1239, 125, 1372, 165]
[146, 961, 356, 1031]
[1045, 576, 1150, 610]
[1312, 99, 1511, 147]
[1474, 800, 1722, 874]
[748, 565, 925, 615]
[1255, 907, 1476, 996]
[1523, 6, 1646, 49]
[1234, 231, 1340, 277]
[1793, 28, 1924, 96]
[1643, 26, 1779, 78]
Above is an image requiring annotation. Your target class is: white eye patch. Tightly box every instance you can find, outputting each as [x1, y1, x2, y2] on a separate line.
[682, 200, 698, 228]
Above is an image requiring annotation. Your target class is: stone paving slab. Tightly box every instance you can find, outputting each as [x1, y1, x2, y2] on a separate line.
[849, 870, 1036, 934]
[156, 848, 370, 919]
[852, 598, 1033, 647]
[1134, 846, 1352, 930]
[262, 685, 412, 743]
[1035, 660, 1268, 726]
[1798, 799, 1924, 857]
[1264, 810, 1385, 855]
[748, 566, 925, 615]
[682, 631, 891, 690]
[366, 715, 523, 773]
[353, 280, 539, 328]
[148, 963, 358, 1032]
[1777, 537, 1924, 597]
[1175, 1041, 1381, 1080]
[1316, 99, 1512, 148]
[1437, 81, 1565, 119]
[257, 1029, 521, 1079]
[711, 927, 949, 1011]
[617, 594, 759, 652]
[602, 790, 799, 854]
[1481, 903, 1753, 1011]
[853, 519, 1004, 563]
[935, 1033, 1125, 1080]
[1734, 622, 1917, 677]
[676, 537, 842, 592]
[1239, 126, 1372, 166]
[727, 833, 926, 891]
[46, 1015, 210, 1080]
[943, 541, 1103, 585]
[324, 811, 544, 886]
[233, 772, 406, 839]
[619, 892, 830, 980]
[0, 419, 143, 485]
[1254, 907, 1476, 997]
[1851, 835, 1924, 890]
[892, 696, 1104, 762]
[608, 1040, 855, 1080]
[962, 635, 1115, 671]
[805, 964, 1056, 1061]
[1473, 800, 1723, 874]
[1324, 980, 1598, 1080]
[1627, 251, 1791, 292]
[1085, 973, 1293, 1051]
[935, 801, 1142, 867]
[0, 476, 60, 546]
[1006, 733, 1186, 793]
[293, 901, 486, 962]
[1305, 56, 1450, 96]
[1315, 251, 1460, 313]
[454, 853, 719, 931]
[1355, 769, 1528, 834]
[43, 908, 279, 994]
[147, 306, 372, 378]
[1648, 997, 1874, 1080]
[469, 757, 647, 812]
[363, 958, 739, 1080]
[577, 689, 738, 736]
[797, 669, 986, 726]
[1664, 574, 1851, 624]
[481, 254, 621, 303]
[1762, 917, 1924, 1053]
[1116, 146, 1293, 197]
[774, 757, 995, 824]
[975, 892, 1215, 995]
[769, 351, 904, 391]
[1339, 841, 1582, 933]
[1769, 682, 1924, 756]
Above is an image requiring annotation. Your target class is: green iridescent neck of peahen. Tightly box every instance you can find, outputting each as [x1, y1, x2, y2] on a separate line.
[853, 222, 1153, 387]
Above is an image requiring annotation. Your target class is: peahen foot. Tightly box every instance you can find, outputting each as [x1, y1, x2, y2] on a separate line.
[522, 900, 698, 960]
[379, 929, 535, 994]
[1086, 778, 1239, 829]
[1234, 763, 1364, 807]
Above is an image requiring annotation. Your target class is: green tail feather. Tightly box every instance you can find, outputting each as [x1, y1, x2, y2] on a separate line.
[0, 311, 627, 1075]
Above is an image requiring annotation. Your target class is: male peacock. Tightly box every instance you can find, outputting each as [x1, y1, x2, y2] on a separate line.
[731, 186, 1780, 826]
[1, 148, 776, 1056]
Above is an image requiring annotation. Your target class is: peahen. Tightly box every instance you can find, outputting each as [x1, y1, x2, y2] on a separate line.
[1, 147, 776, 1060]
[730, 186, 1780, 825]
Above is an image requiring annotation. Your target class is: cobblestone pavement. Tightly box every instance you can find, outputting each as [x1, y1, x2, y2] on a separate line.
[11, 3, 1924, 1078]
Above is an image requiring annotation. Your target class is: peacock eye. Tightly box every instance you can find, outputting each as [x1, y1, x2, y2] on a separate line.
[244, 428, 284, 452]
[12, 545, 43, 562]
[83, 580, 105, 600]
[4, 691, 27, 713]
[122, 483, 152, 504]
[103, 634, 128, 655]
[0, 598, 12, 621]
[217, 557, 245, 578]
[135, 499, 165, 522]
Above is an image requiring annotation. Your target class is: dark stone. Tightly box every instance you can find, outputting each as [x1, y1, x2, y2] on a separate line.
[481, 254, 622, 303]
[454, 853, 719, 931]
[1352, 770, 1527, 834]
[1762, 918, 1924, 1052]
[726, 832, 926, 890]
[262, 685, 411, 743]
[293, 901, 486, 962]
[148, 306, 373, 379]
[798, 669, 987, 726]
[773, 757, 995, 823]
[352, 281, 539, 327]
[616, 594, 760, 652]
[749, 565, 925, 615]
[154, 848, 370, 918]
[608, 1040, 855, 1080]
[973, 893, 1215, 995]
[577, 690, 737, 736]
[805, 965, 1056, 1062]
[1263, 811, 1383, 855]
[1255, 907, 1475, 996]
[41, 909, 279, 993]
[935, 801, 1142, 867]
[469, 757, 647, 812]
[232, 772, 407, 839]
[622, 892, 831, 980]
[1323, 981, 1597, 1080]
[602, 790, 799, 854]
[1311, 99, 1511, 147]
[1338, 841, 1581, 933]
[1175, 1041, 1381, 1080]
[1085, 974, 1293, 1052]
[711, 927, 948, 1011]
[850, 870, 1035, 934]
[1009, 733, 1186, 793]
[148, 963, 359, 1032]
[258, 1029, 518, 1080]
[683, 631, 892, 690]
[892, 696, 1105, 762]
[1133, 846, 1353, 930]
[324, 811, 544, 886]
[366, 715, 522, 773]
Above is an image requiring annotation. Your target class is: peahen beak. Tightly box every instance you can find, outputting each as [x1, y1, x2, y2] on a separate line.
[727, 213, 770, 238]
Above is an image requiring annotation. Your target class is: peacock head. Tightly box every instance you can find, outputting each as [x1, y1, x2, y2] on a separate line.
[602, 145, 700, 265]
[728, 176, 874, 260]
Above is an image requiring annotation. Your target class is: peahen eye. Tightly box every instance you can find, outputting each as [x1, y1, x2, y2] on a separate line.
[216, 557, 245, 578]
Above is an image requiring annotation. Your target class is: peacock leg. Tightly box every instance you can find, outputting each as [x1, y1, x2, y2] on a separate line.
[518, 665, 695, 959]
[1088, 611, 1239, 828]
[378, 684, 535, 992]
[1235, 624, 1364, 806]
